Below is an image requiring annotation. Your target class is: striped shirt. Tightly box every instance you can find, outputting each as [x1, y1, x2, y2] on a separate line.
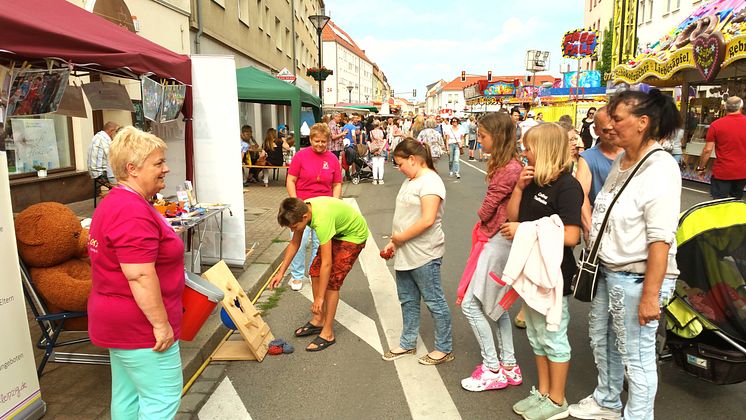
[87, 130, 115, 182]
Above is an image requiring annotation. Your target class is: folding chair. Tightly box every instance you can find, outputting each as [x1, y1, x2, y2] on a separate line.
[19, 256, 109, 377]
[93, 176, 112, 208]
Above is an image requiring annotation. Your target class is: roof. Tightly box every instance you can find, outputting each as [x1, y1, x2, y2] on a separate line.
[440, 75, 486, 91]
[0, 0, 191, 84]
[394, 97, 412, 105]
[322, 20, 372, 64]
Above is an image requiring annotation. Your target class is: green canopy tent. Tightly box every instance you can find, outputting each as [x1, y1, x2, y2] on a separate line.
[235, 66, 321, 149]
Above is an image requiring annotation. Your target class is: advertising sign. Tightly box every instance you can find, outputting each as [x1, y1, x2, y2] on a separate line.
[563, 70, 603, 88]
[483, 82, 516, 97]
[0, 152, 46, 419]
[276, 67, 296, 83]
[562, 29, 598, 58]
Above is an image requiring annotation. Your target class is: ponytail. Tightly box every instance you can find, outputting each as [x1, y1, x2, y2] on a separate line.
[609, 88, 682, 142]
[393, 137, 436, 171]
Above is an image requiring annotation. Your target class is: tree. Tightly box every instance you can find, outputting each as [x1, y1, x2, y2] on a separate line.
[596, 18, 614, 81]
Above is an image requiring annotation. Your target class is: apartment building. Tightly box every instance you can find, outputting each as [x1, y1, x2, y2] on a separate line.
[582, 0, 614, 71]
[428, 75, 485, 115]
[637, 0, 706, 53]
[321, 20, 374, 105]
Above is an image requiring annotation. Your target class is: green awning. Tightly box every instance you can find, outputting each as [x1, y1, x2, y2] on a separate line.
[344, 105, 378, 112]
[235, 67, 321, 147]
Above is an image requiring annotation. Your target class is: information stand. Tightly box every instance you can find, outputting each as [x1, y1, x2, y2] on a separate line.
[202, 261, 274, 362]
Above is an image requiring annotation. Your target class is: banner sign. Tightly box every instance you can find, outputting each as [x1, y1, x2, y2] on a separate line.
[563, 70, 603, 88]
[483, 82, 516, 97]
[0, 152, 46, 419]
[613, 47, 695, 84]
[562, 29, 598, 58]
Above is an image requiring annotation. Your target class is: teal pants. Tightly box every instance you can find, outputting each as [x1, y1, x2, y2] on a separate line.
[109, 342, 183, 420]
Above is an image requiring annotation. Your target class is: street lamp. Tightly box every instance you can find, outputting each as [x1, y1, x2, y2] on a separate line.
[347, 85, 353, 103]
[309, 14, 331, 104]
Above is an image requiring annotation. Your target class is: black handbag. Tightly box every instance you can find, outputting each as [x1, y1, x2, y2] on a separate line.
[572, 148, 664, 302]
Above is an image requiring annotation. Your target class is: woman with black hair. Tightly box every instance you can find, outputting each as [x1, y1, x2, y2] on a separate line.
[569, 89, 682, 420]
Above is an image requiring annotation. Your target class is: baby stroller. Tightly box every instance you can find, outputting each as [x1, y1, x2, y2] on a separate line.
[662, 198, 746, 384]
[343, 144, 373, 185]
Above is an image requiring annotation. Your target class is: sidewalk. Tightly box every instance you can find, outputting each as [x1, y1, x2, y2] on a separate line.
[29, 182, 292, 419]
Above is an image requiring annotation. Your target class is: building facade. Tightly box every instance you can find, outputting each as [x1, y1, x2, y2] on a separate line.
[637, 0, 705, 53]
[321, 20, 374, 105]
[428, 75, 485, 115]
[583, 0, 614, 70]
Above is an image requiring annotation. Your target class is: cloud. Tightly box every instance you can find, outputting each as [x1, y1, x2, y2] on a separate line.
[324, 0, 583, 100]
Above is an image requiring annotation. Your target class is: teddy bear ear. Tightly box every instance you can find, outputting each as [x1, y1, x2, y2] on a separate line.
[14, 212, 45, 246]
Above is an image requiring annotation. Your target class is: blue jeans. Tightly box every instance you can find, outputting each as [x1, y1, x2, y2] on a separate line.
[590, 267, 675, 420]
[396, 258, 453, 353]
[448, 143, 460, 174]
[110, 342, 182, 419]
[289, 226, 319, 280]
[461, 280, 515, 370]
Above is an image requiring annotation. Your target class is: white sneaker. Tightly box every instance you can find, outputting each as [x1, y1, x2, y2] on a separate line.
[378, 180, 384, 185]
[568, 395, 621, 419]
[289, 279, 303, 291]
[461, 364, 508, 392]
[456, 173, 461, 179]
[449, 171, 453, 177]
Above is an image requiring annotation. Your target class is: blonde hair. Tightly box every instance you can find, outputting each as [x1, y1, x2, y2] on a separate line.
[522, 123, 572, 186]
[109, 126, 167, 181]
[309, 122, 330, 139]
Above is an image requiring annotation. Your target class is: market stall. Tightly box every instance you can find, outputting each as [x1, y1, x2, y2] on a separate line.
[612, 0, 746, 183]
[0, 0, 192, 210]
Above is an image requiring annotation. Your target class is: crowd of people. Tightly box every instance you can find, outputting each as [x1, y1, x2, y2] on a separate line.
[84, 87, 744, 419]
[263, 88, 685, 420]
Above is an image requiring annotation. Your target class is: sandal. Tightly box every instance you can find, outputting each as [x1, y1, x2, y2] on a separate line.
[305, 336, 336, 352]
[294, 322, 322, 337]
[382, 348, 416, 361]
[418, 352, 455, 365]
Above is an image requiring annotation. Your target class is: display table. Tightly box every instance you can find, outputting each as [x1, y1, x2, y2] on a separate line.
[169, 204, 230, 272]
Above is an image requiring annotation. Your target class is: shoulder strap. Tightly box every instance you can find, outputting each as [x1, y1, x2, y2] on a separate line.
[588, 148, 664, 258]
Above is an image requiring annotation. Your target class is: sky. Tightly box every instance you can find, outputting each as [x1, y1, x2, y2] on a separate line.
[323, 0, 585, 102]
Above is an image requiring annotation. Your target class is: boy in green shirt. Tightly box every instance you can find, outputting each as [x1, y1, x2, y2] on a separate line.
[270, 196, 368, 351]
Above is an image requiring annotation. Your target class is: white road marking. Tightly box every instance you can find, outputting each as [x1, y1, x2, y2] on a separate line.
[459, 159, 487, 175]
[683, 186, 708, 194]
[298, 285, 384, 354]
[346, 198, 462, 420]
[198, 377, 252, 420]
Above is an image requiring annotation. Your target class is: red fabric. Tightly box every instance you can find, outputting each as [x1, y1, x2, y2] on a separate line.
[308, 240, 365, 291]
[705, 113, 746, 180]
[456, 222, 489, 305]
[0, 0, 193, 179]
[87, 188, 185, 349]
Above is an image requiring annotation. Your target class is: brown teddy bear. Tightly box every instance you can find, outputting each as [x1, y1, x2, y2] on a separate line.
[15, 202, 91, 330]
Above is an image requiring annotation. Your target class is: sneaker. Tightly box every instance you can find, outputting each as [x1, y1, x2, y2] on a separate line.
[523, 396, 569, 420]
[568, 395, 621, 420]
[378, 180, 384, 185]
[502, 364, 523, 386]
[372, 180, 378, 185]
[449, 171, 453, 177]
[513, 387, 545, 416]
[456, 173, 461, 179]
[289, 279, 303, 291]
[461, 364, 508, 391]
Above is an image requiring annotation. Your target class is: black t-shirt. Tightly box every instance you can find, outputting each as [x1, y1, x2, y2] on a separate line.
[580, 119, 594, 149]
[518, 172, 583, 295]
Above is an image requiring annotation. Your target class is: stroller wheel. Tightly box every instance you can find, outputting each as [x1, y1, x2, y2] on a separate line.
[351, 176, 360, 185]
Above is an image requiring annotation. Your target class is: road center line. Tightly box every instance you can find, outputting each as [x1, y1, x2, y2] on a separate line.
[682, 186, 708, 194]
[459, 159, 487, 175]
[346, 198, 462, 420]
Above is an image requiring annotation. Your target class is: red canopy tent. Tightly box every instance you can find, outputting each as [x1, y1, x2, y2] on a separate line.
[0, 0, 194, 179]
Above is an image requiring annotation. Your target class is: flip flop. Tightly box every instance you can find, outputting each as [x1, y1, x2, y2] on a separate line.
[305, 336, 336, 352]
[294, 322, 323, 337]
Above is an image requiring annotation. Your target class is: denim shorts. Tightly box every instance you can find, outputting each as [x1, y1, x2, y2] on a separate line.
[524, 296, 571, 363]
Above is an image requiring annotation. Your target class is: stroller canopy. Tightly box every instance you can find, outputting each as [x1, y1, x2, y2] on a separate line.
[674, 199, 746, 344]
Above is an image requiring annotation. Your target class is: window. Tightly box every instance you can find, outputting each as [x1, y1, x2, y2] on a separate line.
[256, 0, 263, 30]
[238, 0, 249, 26]
[265, 7, 271, 36]
[4, 115, 75, 177]
[638, 0, 646, 25]
[648, 0, 654, 22]
[275, 18, 281, 49]
[285, 28, 292, 57]
[211, 0, 226, 8]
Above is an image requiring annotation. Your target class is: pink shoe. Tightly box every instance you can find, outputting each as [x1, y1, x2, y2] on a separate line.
[502, 364, 523, 386]
[461, 364, 508, 392]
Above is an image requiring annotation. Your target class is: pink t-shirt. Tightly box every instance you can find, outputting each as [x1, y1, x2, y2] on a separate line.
[288, 147, 342, 200]
[87, 187, 185, 349]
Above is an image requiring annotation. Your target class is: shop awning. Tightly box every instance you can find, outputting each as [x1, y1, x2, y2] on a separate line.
[0, 0, 194, 178]
[236, 66, 321, 140]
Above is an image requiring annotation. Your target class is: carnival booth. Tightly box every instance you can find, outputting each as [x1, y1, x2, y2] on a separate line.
[612, 0, 746, 184]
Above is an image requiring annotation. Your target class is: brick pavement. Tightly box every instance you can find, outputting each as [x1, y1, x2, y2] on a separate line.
[25, 182, 292, 419]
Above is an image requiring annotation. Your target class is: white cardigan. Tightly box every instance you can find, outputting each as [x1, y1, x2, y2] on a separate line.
[502, 215, 566, 331]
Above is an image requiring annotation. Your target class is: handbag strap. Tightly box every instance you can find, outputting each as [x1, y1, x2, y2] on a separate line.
[588, 148, 664, 259]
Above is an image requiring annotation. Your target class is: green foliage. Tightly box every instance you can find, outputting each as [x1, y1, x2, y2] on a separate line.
[597, 18, 614, 81]
[32, 164, 47, 171]
[256, 286, 286, 313]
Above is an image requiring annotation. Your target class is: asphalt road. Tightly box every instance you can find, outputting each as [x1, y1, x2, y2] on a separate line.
[212, 157, 746, 420]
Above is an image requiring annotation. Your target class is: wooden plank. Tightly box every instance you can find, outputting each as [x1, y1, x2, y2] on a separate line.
[203, 261, 274, 362]
[212, 340, 258, 361]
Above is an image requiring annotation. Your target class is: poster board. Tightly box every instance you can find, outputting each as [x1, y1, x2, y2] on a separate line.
[81, 81, 135, 112]
[9, 119, 59, 172]
[0, 152, 46, 419]
[191, 55, 246, 267]
[5, 69, 69, 117]
[141, 76, 163, 122]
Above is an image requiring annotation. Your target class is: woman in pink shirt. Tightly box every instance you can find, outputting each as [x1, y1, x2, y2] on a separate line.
[88, 127, 184, 419]
[285, 123, 342, 292]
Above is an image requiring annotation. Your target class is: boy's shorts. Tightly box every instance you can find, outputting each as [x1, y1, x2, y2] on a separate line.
[309, 239, 366, 290]
[525, 296, 571, 363]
